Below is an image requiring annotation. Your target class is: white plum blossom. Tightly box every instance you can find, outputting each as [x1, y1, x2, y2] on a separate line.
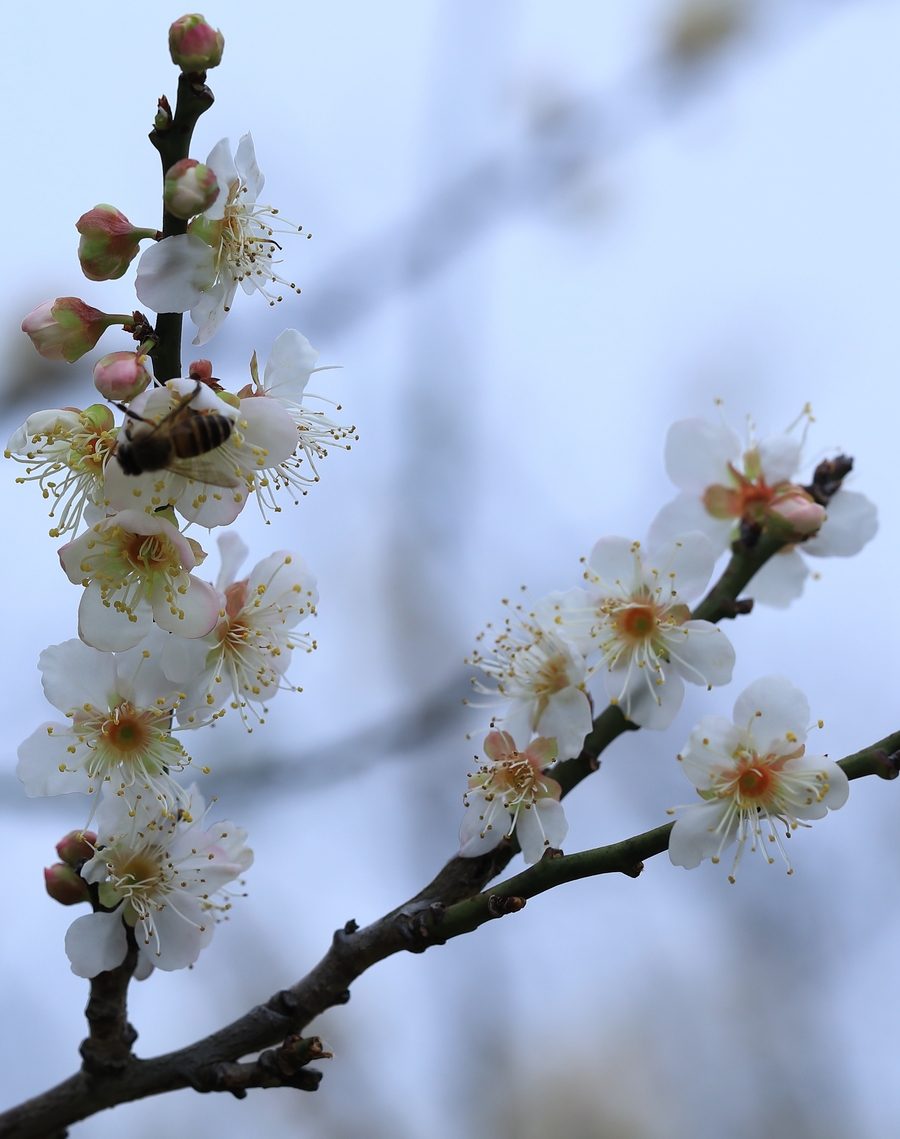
[6, 405, 116, 536]
[135, 134, 302, 344]
[668, 676, 849, 880]
[242, 329, 357, 483]
[160, 532, 318, 727]
[103, 378, 298, 529]
[16, 638, 191, 806]
[584, 534, 735, 730]
[64, 784, 252, 977]
[648, 413, 878, 607]
[58, 509, 220, 651]
[468, 599, 594, 761]
[459, 732, 567, 863]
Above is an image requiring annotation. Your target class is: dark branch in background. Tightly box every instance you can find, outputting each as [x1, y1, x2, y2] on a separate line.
[0, 476, 868, 1139]
[147, 73, 215, 382]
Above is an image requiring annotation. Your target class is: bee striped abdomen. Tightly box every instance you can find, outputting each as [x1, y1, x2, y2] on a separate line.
[171, 411, 233, 459]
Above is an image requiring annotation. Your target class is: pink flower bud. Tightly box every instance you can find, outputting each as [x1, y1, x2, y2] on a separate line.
[768, 490, 827, 537]
[164, 158, 220, 220]
[93, 351, 152, 401]
[44, 863, 90, 906]
[169, 14, 224, 72]
[56, 830, 97, 866]
[189, 359, 213, 380]
[76, 205, 156, 282]
[22, 298, 128, 363]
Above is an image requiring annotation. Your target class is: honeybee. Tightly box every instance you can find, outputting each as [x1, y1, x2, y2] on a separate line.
[114, 382, 240, 488]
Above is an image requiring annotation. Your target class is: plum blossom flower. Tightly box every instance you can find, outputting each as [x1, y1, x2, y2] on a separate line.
[459, 732, 567, 863]
[16, 638, 191, 806]
[135, 134, 302, 345]
[64, 784, 252, 977]
[103, 378, 301, 528]
[668, 676, 849, 880]
[6, 404, 116, 536]
[242, 329, 357, 484]
[648, 412, 878, 607]
[58, 509, 220, 651]
[160, 532, 318, 727]
[584, 534, 735, 730]
[468, 599, 593, 761]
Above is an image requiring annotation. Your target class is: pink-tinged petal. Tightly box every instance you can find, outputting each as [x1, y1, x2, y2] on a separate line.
[65, 911, 128, 978]
[135, 234, 216, 313]
[732, 676, 809, 754]
[204, 138, 237, 221]
[38, 639, 117, 713]
[517, 798, 568, 863]
[459, 791, 508, 857]
[526, 736, 558, 767]
[234, 397, 300, 472]
[234, 133, 264, 202]
[140, 893, 213, 971]
[190, 277, 238, 345]
[757, 433, 801, 483]
[669, 800, 736, 869]
[263, 329, 319, 398]
[535, 686, 593, 762]
[483, 730, 514, 762]
[803, 490, 878, 558]
[642, 531, 717, 603]
[664, 419, 740, 493]
[678, 715, 742, 790]
[78, 582, 153, 652]
[17, 725, 93, 797]
[150, 574, 220, 638]
[588, 536, 642, 598]
[216, 531, 249, 590]
[606, 663, 685, 730]
[647, 493, 734, 554]
[742, 548, 808, 608]
[667, 620, 735, 688]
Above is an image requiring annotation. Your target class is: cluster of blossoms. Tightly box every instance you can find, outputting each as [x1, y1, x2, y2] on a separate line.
[460, 407, 875, 875]
[14, 17, 352, 977]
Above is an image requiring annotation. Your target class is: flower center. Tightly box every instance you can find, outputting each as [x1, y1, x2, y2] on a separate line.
[121, 531, 180, 577]
[615, 604, 658, 643]
[534, 653, 572, 696]
[100, 705, 153, 755]
[726, 753, 778, 807]
[113, 850, 163, 891]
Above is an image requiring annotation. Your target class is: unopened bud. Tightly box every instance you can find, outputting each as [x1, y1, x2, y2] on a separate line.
[768, 490, 826, 538]
[164, 159, 220, 220]
[169, 14, 224, 72]
[22, 299, 129, 363]
[56, 830, 97, 866]
[44, 863, 90, 906]
[76, 205, 156, 282]
[188, 359, 214, 380]
[93, 351, 152, 402]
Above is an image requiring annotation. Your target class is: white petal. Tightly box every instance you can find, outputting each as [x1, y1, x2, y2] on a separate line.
[459, 792, 508, 857]
[133, 949, 155, 981]
[803, 490, 878, 557]
[678, 715, 742, 790]
[517, 798, 568, 863]
[142, 893, 213, 971]
[667, 621, 735, 687]
[234, 133, 264, 202]
[669, 801, 736, 869]
[78, 583, 153, 652]
[732, 676, 809, 754]
[17, 725, 93, 796]
[643, 531, 717, 604]
[135, 235, 216, 313]
[190, 277, 238, 345]
[742, 548, 808, 608]
[65, 911, 128, 978]
[150, 575, 220, 638]
[647, 493, 734, 554]
[160, 630, 211, 685]
[664, 419, 740, 493]
[234, 397, 300, 471]
[204, 138, 237, 221]
[757, 433, 801, 483]
[606, 663, 684, 730]
[263, 329, 319, 397]
[532, 588, 596, 655]
[216, 531, 250, 590]
[783, 756, 849, 812]
[588, 536, 641, 597]
[535, 686, 593, 761]
[38, 639, 117, 713]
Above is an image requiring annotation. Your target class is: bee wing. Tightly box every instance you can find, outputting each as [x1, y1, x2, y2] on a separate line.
[162, 453, 244, 489]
